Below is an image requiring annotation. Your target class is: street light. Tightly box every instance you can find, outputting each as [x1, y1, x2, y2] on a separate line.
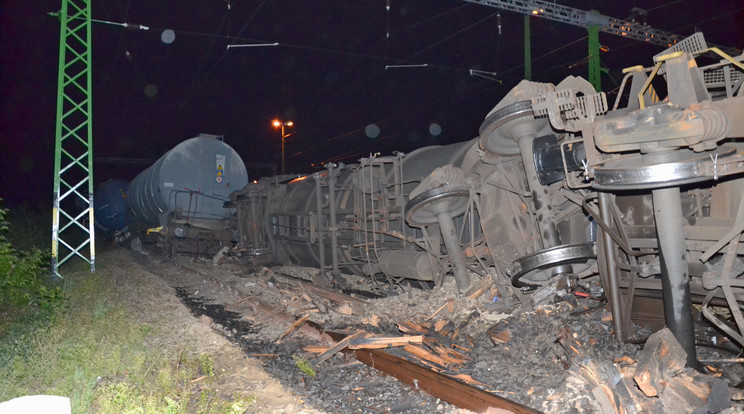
[272, 119, 294, 174]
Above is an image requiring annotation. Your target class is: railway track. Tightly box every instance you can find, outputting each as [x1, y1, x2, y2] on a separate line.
[132, 247, 744, 413]
[137, 251, 542, 413]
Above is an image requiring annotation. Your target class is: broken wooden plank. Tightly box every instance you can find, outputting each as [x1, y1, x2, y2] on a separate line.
[452, 310, 480, 340]
[608, 362, 646, 414]
[451, 373, 490, 388]
[276, 314, 311, 344]
[452, 343, 471, 352]
[348, 335, 424, 349]
[658, 368, 730, 413]
[438, 321, 456, 337]
[591, 384, 620, 414]
[442, 346, 468, 361]
[426, 299, 454, 320]
[302, 345, 330, 354]
[325, 334, 541, 413]
[487, 322, 511, 345]
[237, 296, 332, 344]
[397, 321, 429, 334]
[433, 320, 448, 333]
[464, 275, 494, 300]
[530, 273, 571, 308]
[634, 327, 687, 398]
[403, 344, 449, 367]
[312, 331, 367, 366]
[431, 344, 469, 366]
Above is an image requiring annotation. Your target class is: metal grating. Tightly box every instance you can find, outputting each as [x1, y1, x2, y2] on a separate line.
[653, 32, 708, 62]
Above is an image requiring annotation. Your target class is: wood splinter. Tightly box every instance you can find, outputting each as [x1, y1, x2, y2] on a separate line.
[348, 335, 424, 349]
[312, 331, 367, 366]
[275, 314, 311, 344]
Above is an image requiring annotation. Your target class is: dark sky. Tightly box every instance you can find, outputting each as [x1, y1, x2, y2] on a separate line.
[2, 0, 743, 207]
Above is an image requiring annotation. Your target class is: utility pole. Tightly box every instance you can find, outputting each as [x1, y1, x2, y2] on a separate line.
[51, 0, 95, 276]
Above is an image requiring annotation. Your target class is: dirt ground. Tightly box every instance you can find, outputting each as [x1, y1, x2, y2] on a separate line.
[101, 247, 326, 414]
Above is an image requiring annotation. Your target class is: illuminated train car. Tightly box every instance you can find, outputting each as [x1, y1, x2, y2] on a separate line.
[230, 37, 744, 364]
[126, 133, 248, 254]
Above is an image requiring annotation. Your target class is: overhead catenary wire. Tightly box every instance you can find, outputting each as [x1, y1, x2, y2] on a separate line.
[177, 0, 270, 111]
[86, 0, 743, 171]
[187, 5, 232, 95]
[405, 12, 498, 61]
[227, 42, 279, 49]
[318, 3, 472, 98]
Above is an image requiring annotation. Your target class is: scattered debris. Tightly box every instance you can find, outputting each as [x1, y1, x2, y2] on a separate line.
[634, 327, 686, 398]
[276, 314, 311, 344]
[335, 302, 354, 315]
[487, 322, 511, 345]
[530, 274, 571, 309]
[348, 335, 424, 350]
[137, 248, 744, 413]
[312, 331, 366, 366]
[426, 299, 455, 320]
[212, 246, 229, 265]
[361, 314, 381, 327]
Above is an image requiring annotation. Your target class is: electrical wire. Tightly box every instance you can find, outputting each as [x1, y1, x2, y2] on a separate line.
[317, 3, 471, 98]
[406, 12, 498, 61]
[176, 0, 268, 112]
[645, 0, 685, 13]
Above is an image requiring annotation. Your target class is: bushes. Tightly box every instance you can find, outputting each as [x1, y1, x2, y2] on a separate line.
[0, 200, 63, 319]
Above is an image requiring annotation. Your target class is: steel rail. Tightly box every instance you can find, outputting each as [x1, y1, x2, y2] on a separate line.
[334, 332, 543, 414]
[163, 258, 542, 413]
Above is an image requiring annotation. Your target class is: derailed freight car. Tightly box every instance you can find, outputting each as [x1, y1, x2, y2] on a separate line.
[103, 133, 249, 254]
[229, 35, 744, 366]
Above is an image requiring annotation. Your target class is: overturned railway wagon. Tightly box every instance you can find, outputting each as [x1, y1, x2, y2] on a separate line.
[227, 36, 744, 367]
[126, 134, 249, 253]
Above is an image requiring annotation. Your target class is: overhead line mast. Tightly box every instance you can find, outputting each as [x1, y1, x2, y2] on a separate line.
[463, 0, 739, 54]
[462, 0, 741, 91]
[51, 0, 95, 277]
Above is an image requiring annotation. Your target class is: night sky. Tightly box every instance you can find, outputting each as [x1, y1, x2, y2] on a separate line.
[2, 0, 743, 208]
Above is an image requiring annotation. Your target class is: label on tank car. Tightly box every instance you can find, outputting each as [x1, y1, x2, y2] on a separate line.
[216, 154, 225, 184]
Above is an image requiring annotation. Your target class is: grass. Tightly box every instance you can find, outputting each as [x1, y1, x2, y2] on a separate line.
[293, 355, 317, 379]
[0, 202, 256, 413]
[0, 270, 257, 413]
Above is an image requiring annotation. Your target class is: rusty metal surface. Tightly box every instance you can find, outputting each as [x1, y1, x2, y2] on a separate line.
[328, 330, 542, 414]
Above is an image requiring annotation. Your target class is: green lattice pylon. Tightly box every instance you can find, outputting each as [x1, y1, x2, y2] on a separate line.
[587, 25, 601, 92]
[51, 0, 95, 276]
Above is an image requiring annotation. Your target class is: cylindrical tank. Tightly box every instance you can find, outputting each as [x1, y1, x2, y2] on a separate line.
[127, 134, 248, 227]
[260, 139, 477, 273]
[94, 179, 130, 233]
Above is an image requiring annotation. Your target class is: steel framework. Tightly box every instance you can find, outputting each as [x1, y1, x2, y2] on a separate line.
[464, 0, 739, 54]
[464, 0, 741, 91]
[51, 0, 95, 276]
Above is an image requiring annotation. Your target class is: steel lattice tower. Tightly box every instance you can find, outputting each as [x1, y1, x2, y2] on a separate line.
[51, 0, 95, 276]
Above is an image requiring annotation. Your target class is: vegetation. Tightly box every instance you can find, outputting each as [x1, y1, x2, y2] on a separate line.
[0, 200, 256, 412]
[293, 355, 317, 379]
[0, 201, 63, 322]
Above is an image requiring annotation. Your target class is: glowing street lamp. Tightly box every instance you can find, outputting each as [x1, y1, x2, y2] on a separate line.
[272, 119, 294, 174]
